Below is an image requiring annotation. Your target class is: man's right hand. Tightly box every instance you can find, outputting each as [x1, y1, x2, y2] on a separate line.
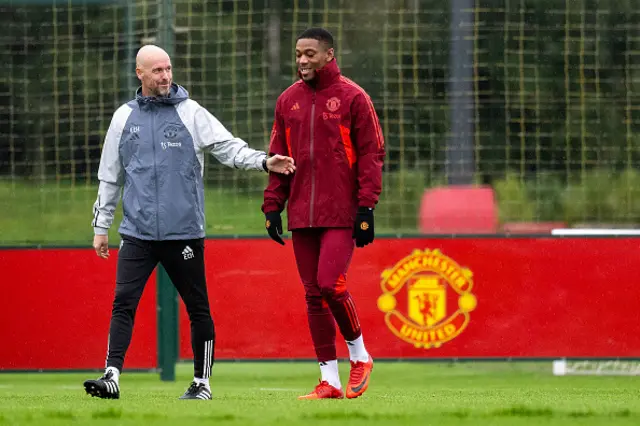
[265, 211, 285, 245]
[93, 234, 110, 259]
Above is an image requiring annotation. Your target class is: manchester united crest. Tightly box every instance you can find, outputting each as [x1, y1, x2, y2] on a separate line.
[326, 97, 341, 112]
[164, 124, 179, 139]
[378, 249, 477, 349]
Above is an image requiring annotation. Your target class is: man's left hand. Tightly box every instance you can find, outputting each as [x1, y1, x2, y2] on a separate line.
[266, 154, 296, 175]
[265, 211, 285, 245]
[353, 207, 375, 248]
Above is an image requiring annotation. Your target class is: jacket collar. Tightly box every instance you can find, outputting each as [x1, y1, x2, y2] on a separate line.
[299, 59, 341, 90]
[135, 83, 189, 105]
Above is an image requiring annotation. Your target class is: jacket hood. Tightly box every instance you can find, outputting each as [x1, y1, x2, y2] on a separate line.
[135, 83, 189, 105]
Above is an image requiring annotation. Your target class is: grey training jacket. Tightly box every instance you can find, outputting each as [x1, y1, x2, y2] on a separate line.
[92, 84, 267, 240]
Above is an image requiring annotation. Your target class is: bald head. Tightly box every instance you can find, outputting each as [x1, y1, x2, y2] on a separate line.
[135, 45, 173, 97]
[136, 45, 170, 69]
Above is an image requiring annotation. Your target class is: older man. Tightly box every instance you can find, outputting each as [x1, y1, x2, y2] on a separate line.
[84, 45, 295, 400]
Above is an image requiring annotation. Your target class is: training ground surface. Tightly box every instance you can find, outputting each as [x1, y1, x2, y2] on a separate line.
[0, 361, 638, 425]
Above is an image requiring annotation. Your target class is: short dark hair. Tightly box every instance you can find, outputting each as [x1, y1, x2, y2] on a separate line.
[296, 27, 334, 50]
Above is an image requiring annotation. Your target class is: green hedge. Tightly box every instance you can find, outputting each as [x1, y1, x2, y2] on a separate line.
[494, 169, 640, 225]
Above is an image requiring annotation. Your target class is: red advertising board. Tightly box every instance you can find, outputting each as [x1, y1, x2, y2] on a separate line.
[0, 248, 157, 370]
[180, 238, 640, 360]
[1, 237, 639, 370]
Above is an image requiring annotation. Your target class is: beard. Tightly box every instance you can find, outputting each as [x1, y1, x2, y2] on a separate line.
[153, 83, 171, 97]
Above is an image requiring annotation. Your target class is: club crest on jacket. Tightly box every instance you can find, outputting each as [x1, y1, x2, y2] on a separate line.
[326, 97, 340, 112]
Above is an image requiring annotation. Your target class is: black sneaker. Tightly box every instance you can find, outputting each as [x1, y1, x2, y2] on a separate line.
[83, 371, 120, 399]
[179, 381, 212, 400]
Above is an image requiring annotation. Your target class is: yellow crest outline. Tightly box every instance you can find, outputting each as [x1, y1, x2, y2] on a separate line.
[378, 249, 477, 349]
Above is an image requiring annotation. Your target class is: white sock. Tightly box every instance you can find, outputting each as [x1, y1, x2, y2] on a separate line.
[319, 360, 341, 389]
[105, 366, 120, 384]
[346, 335, 369, 362]
[194, 376, 210, 390]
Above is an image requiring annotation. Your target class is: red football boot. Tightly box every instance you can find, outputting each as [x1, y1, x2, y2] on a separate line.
[346, 356, 373, 399]
[298, 380, 344, 400]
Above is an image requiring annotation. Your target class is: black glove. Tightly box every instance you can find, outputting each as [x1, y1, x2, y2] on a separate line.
[265, 211, 285, 245]
[353, 207, 374, 248]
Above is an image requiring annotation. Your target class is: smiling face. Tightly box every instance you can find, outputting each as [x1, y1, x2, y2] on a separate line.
[295, 38, 334, 81]
[136, 45, 173, 97]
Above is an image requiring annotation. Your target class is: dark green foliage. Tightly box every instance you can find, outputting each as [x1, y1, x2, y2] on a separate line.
[2, 0, 640, 229]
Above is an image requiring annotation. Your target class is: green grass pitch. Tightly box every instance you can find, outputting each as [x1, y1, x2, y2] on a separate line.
[0, 361, 638, 425]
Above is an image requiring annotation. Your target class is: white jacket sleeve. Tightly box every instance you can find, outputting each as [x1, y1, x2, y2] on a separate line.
[92, 105, 129, 234]
[193, 107, 267, 171]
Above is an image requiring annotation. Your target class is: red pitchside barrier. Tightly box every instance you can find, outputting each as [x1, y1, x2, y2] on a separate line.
[180, 238, 640, 360]
[0, 248, 157, 370]
[1, 237, 639, 370]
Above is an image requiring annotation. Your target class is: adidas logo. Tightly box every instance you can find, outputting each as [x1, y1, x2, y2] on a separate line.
[182, 245, 194, 260]
[291, 102, 300, 111]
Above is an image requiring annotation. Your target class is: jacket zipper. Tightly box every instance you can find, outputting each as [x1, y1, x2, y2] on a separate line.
[151, 105, 160, 240]
[309, 90, 316, 227]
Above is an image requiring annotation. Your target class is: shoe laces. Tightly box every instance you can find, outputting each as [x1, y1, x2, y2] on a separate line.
[186, 381, 199, 395]
[100, 371, 114, 381]
[349, 360, 365, 383]
[314, 380, 334, 396]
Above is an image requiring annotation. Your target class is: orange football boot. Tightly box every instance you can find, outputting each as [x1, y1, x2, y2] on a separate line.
[297, 380, 344, 400]
[346, 356, 373, 399]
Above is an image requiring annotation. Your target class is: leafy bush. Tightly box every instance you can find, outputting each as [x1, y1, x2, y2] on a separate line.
[492, 168, 640, 226]
[493, 173, 536, 222]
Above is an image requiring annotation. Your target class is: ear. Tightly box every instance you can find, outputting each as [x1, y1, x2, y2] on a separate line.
[326, 47, 335, 61]
[135, 67, 143, 81]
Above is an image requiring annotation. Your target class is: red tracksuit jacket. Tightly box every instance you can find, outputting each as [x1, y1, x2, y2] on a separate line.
[262, 59, 385, 230]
